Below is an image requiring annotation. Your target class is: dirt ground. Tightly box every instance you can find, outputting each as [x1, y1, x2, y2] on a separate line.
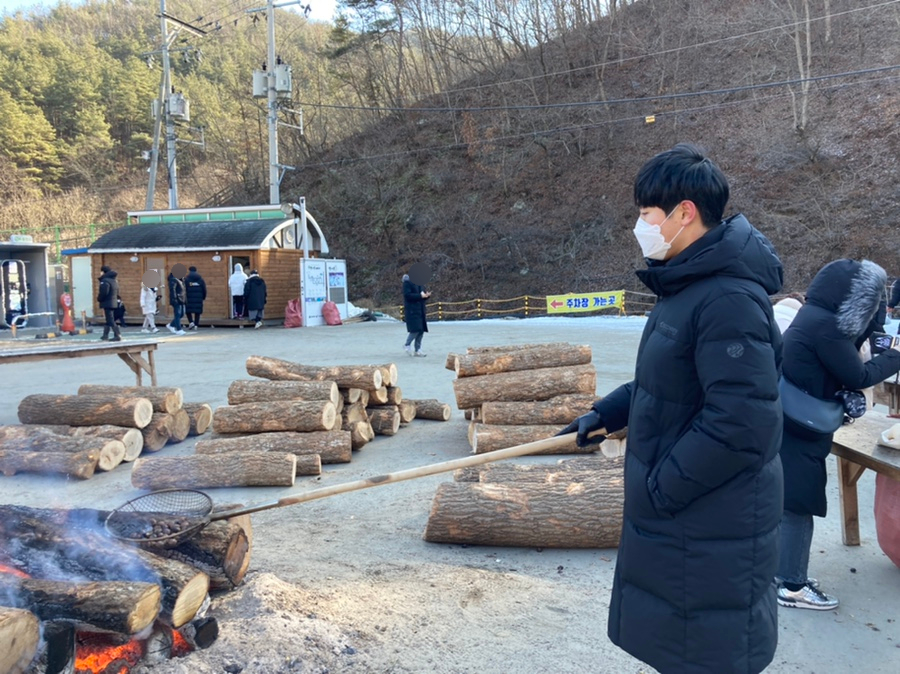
[1, 317, 898, 674]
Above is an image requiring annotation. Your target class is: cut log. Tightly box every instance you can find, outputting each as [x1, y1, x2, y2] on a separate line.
[195, 431, 352, 464]
[473, 424, 597, 455]
[71, 425, 144, 462]
[246, 356, 383, 390]
[407, 398, 451, 421]
[167, 409, 191, 443]
[468, 420, 478, 448]
[141, 413, 172, 453]
[334, 395, 344, 415]
[226, 380, 340, 407]
[0, 433, 125, 472]
[357, 389, 370, 407]
[157, 521, 250, 591]
[130, 549, 209, 628]
[212, 400, 337, 434]
[341, 401, 368, 426]
[423, 456, 624, 548]
[445, 353, 459, 371]
[452, 364, 596, 410]
[398, 400, 417, 424]
[374, 363, 399, 387]
[182, 403, 213, 437]
[0, 577, 160, 635]
[466, 342, 571, 354]
[348, 420, 374, 450]
[369, 387, 389, 405]
[340, 387, 362, 403]
[455, 456, 617, 483]
[463, 408, 481, 422]
[455, 344, 592, 378]
[0, 607, 40, 674]
[480, 394, 598, 426]
[367, 408, 400, 436]
[131, 452, 300, 489]
[17, 394, 154, 429]
[0, 449, 99, 479]
[76, 385, 183, 414]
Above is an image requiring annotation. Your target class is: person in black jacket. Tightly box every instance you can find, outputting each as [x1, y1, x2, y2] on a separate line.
[244, 270, 267, 329]
[183, 266, 207, 330]
[402, 265, 431, 357]
[888, 278, 900, 333]
[561, 144, 784, 674]
[167, 269, 186, 335]
[96, 265, 121, 341]
[777, 259, 900, 610]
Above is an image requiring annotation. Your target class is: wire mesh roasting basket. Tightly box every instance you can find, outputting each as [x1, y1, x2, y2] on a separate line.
[105, 488, 214, 549]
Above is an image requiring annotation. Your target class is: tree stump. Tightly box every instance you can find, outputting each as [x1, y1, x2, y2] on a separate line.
[182, 403, 213, 436]
[76, 385, 183, 414]
[131, 452, 304, 489]
[195, 431, 352, 464]
[367, 408, 400, 436]
[407, 398, 452, 421]
[18, 394, 154, 429]
[424, 456, 624, 548]
[246, 356, 383, 390]
[212, 400, 337, 434]
[227, 380, 340, 406]
[452, 364, 596, 410]
[455, 344, 592, 377]
[480, 394, 597, 425]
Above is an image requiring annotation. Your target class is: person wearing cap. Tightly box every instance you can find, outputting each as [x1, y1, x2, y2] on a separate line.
[244, 269, 267, 329]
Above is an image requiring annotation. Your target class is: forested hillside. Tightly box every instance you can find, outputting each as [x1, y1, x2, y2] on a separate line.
[3, 0, 900, 305]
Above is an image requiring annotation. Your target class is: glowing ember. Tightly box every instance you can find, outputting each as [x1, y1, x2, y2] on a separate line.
[0, 562, 28, 578]
[171, 629, 193, 657]
[75, 638, 144, 674]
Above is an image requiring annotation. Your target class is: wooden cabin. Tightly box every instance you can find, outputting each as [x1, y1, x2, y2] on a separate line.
[75, 205, 330, 325]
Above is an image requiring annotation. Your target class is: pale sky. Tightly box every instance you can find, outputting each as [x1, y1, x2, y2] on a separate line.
[0, 0, 338, 24]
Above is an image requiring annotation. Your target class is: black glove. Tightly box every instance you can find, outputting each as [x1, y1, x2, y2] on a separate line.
[556, 410, 606, 448]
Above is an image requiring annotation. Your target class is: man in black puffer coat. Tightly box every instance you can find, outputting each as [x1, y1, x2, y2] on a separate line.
[562, 144, 784, 674]
[96, 265, 121, 342]
[777, 259, 900, 610]
[183, 266, 207, 330]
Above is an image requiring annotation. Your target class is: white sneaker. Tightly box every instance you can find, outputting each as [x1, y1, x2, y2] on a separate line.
[404, 344, 412, 356]
[188, 322, 196, 330]
[255, 321, 263, 329]
[414, 351, 427, 357]
[141, 328, 150, 333]
[151, 327, 159, 333]
[167, 325, 177, 333]
[175, 329, 186, 336]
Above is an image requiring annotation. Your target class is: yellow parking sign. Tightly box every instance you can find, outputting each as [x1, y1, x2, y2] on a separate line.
[546, 290, 624, 314]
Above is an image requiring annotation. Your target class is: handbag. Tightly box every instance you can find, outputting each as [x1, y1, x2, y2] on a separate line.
[779, 377, 845, 434]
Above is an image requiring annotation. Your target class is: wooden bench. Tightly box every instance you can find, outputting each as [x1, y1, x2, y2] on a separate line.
[831, 409, 900, 545]
[0, 340, 159, 386]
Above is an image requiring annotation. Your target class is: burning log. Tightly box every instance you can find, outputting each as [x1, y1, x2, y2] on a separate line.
[0, 607, 40, 674]
[452, 364, 596, 410]
[76, 385, 183, 415]
[0, 433, 125, 472]
[17, 394, 154, 429]
[246, 355, 384, 390]
[0, 448, 99, 479]
[347, 420, 374, 450]
[455, 344, 592, 378]
[0, 577, 160, 635]
[157, 521, 250, 591]
[212, 400, 337, 434]
[480, 394, 598, 426]
[398, 400, 416, 424]
[131, 550, 209, 628]
[367, 408, 400, 436]
[140, 413, 172, 453]
[182, 403, 213, 437]
[423, 456, 624, 548]
[167, 409, 191, 444]
[195, 431, 352, 464]
[407, 399, 451, 421]
[226, 380, 340, 406]
[131, 452, 303, 489]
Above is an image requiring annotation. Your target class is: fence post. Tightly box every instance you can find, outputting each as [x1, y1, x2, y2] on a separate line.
[477, 299, 482, 319]
[55, 226, 61, 262]
[524, 296, 529, 316]
[438, 302, 443, 321]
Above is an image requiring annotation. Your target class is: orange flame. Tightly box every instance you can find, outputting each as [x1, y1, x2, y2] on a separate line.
[171, 629, 193, 657]
[75, 638, 144, 674]
[0, 562, 28, 578]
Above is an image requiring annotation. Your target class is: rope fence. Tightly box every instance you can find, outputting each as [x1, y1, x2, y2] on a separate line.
[386, 290, 657, 322]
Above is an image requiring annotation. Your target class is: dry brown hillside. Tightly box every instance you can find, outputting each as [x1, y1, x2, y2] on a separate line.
[275, 0, 900, 307]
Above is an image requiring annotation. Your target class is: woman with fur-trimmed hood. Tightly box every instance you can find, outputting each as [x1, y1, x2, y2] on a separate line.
[778, 259, 900, 610]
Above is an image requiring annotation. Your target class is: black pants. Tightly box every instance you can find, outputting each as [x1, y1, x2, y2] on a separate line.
[102, 308, 121, 339]
[187, 312, 201, 326]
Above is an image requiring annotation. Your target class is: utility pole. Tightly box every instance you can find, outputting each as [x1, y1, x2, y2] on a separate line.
[145, 1, 204, 210]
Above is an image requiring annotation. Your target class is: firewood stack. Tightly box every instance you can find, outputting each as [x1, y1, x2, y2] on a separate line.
[1, 387, 212, 480]
[0, 503, 247, 668]
[449, 342, 626, 457]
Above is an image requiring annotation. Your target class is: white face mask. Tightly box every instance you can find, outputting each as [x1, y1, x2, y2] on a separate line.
[633, 206, 684, 260]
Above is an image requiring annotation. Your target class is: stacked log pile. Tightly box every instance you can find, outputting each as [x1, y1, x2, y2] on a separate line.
[448, 342, 628, 456]
[0, 503, 250, 667]
[0, 386, 212, 480]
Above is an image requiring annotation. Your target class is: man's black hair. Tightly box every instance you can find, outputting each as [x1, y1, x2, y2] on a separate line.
[100, 265, 111, 273]
[634, 143, 729, 228]
[189, 266, 197, 272]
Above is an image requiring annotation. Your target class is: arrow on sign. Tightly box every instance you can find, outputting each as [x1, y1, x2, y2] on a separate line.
[550, 300, 564, 308]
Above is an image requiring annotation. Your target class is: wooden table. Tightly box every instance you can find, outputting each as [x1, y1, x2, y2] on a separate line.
[0, 340, 159, 386]
[831, 409, 900, 545]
